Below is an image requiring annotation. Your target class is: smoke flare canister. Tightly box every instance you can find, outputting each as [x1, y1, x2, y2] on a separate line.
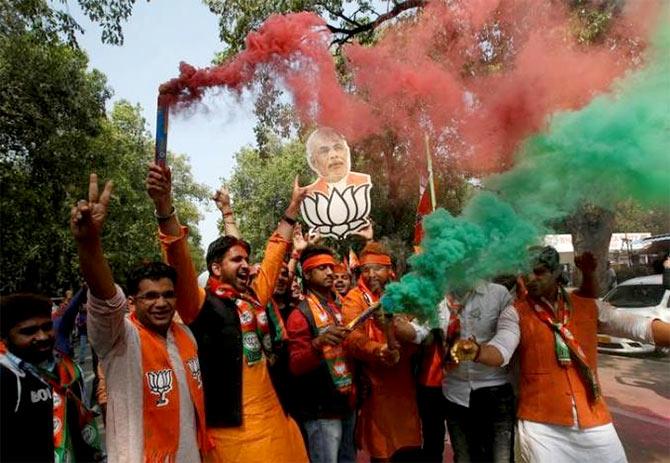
[155, 94, 169, 167]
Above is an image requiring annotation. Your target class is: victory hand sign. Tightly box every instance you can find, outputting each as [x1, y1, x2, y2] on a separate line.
[70, 173, 113, 242]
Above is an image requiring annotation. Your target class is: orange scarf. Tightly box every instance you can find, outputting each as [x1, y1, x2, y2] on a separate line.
[358, 280, 386, 343]
[305, 293, 353, 394]
[129, 313, 211, 462]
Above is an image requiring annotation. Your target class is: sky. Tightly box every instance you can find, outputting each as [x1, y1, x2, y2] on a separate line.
[70, 0, 258, 247]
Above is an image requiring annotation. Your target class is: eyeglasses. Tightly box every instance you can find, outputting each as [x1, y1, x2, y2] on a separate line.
[135, 291, 177, 302]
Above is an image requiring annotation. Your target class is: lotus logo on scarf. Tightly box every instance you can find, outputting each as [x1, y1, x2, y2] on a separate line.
[146, 369, 174, 407]
[186, 357, 202, 388]
[301, 184, 372, 239]
[333, 361, 347, 376]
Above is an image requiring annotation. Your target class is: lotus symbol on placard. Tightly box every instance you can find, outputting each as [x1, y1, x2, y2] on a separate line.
[301, 184, 372, 239]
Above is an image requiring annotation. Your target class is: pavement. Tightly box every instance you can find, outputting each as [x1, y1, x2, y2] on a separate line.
[599, 352, 670, 463]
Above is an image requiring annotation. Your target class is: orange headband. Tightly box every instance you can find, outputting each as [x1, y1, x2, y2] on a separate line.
[302, 254, 337, 272]
[359, 253, 392, 267]
[333, 263, 348, 273]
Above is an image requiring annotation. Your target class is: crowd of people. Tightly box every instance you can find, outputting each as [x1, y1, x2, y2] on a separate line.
[2, 154, 670, 463]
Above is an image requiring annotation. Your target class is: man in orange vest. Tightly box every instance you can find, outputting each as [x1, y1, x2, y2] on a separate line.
[451, 246, 670, 462]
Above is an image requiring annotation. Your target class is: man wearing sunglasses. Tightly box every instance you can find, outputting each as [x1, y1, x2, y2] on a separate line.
[1, 292, 104, 462]
[70, 173, 210, 462]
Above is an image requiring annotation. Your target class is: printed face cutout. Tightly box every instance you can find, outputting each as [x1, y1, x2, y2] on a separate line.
[302, 127, 373, 239]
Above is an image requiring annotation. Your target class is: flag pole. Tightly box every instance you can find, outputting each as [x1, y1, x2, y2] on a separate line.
[424, 133, 436, 212]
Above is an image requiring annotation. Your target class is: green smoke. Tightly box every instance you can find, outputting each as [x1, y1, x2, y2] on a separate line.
[382, 21, 670, 324]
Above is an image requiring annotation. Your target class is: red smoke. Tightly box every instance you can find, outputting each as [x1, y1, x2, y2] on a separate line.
[161, 0, 659, 173]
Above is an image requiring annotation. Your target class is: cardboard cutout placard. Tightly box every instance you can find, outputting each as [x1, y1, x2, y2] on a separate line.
[300, 128, 373, 239]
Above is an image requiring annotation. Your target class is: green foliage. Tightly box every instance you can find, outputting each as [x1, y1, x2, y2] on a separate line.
[569, 0, 617, 44]
[1, 0, 140, 46]
[205, 0, 395, 53]
[0, 32, 209, 293]
[226, 137, 311, 257]
[614, 200, 670, 236]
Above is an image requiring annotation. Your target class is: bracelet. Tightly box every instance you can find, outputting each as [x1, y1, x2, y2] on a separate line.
[223, 211, 234, 217]
[290, 250, 301, 260]
[154, 206, 176, 221]
[281, 214, 297, 226]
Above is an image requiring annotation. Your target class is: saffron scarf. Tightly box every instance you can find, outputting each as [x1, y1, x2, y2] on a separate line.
[305, 292, 353, 394]
[129, 313, 211, 462]
[530, 288, 601, 401]
[357, 280, 386, 344]
[207, 277, 273, 365]
[0, 345, 103, 462]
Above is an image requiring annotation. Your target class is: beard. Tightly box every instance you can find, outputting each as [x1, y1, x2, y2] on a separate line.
[10, 340, 54, 365]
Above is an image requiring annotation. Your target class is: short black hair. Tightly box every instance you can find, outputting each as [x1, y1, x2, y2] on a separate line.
[0, 293, 53, 338]
[299, 244, 335, 267]
[126, 262, 178, 296]
[206, 236, 251, 273]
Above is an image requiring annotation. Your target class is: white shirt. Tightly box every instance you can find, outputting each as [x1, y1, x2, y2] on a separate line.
[87, 286, 200, 463]
[412, 282, 513, 407]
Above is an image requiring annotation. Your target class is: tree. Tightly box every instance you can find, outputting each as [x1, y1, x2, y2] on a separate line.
[204, 0, 424, 55]
[213, 0, 645, 279]
[1, 31, 108, 293]
[0, 30, 209, 293]
[226, 137, 311, 257]
[1, 0, 142, 46]
[614, 200, 670, 236]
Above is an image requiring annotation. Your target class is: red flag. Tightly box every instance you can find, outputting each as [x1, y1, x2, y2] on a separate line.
[349, 248, 360, 270]
[413, 175, 433, 246]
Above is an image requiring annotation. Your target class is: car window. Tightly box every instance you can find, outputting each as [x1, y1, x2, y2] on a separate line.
[604, 284, 665, 308]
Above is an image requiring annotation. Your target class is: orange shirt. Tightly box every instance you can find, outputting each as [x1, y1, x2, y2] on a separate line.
[342, 287, 421, 459]
[516, 293, 611, 428]
[160, 226, 289, 324]
[160, 227, 307, 462]
[205, 359, 307, 463]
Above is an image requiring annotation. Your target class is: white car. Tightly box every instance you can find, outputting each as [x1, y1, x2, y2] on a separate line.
[597, 274, 670, 355]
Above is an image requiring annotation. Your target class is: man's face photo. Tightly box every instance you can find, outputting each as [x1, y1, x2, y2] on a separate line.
[308, 129, 351, 183]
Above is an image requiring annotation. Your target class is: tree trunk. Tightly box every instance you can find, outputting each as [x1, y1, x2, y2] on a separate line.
[567, 204, 615, 296]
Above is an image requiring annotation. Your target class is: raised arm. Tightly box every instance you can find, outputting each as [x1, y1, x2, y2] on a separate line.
[597, 300, 670, 347]
[71, 174, 116, 300]
[53, 286, 86, 355]
[251, 177, 308, 305]
[574, 252, 599, 298]
[213, 185, 242, 239]
[71, 174, 126, 358]
[147, 163, 204, 324]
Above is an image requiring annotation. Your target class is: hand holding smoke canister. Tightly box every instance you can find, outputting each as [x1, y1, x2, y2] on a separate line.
[155, 94, 169, 168]
[346, 301, 381, 331]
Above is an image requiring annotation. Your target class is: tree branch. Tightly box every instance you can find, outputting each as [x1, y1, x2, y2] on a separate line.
[326, 0, 426, 46]
[317, 2, 363, 28]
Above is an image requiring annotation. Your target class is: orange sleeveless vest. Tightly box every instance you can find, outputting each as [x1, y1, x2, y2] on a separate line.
[516, 292, 611, 428]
